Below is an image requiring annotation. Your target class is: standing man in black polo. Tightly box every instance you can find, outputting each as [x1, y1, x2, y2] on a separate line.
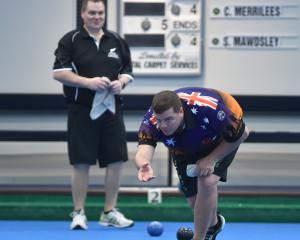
[53, 0, 134, 230]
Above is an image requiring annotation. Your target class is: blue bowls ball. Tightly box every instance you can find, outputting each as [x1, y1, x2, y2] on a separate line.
[147, 221, 164, 237]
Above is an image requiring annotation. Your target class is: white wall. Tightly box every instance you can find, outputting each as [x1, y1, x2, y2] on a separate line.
[0, 0, 76, 94]
[0, 0, 299, 96]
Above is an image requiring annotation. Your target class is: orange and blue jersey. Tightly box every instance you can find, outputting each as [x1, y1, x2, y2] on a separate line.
[138, 87, 245, 157]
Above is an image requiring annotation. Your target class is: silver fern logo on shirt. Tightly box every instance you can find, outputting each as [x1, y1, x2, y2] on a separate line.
[108, 48, 119, 59]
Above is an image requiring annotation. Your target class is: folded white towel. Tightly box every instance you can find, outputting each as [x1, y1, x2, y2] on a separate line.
[90, 89, 115, 120]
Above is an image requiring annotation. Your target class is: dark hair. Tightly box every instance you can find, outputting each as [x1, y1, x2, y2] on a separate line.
[81, 0, 105, 12]
[151, 90, 182, 114]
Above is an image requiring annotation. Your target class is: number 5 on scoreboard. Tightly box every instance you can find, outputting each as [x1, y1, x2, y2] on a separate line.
[161, 19, 168, 30]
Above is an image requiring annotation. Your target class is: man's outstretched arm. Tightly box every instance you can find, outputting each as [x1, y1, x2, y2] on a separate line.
[135, 145, 156, 182]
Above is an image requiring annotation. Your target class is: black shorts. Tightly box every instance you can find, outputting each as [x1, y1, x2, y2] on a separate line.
[173, 148, 238, 198]
[67, 103, 128, 167]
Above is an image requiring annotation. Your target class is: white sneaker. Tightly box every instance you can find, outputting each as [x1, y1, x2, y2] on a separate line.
[70, 209, 88, 230]
[99, 208, 134, 228]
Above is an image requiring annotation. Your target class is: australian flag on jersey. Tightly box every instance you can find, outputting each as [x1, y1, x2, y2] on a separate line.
[138, 87, 242, 156]
[176, 89, 218, 110]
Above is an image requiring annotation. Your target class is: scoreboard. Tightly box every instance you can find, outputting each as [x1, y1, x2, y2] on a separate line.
[119, 0, 203, 76]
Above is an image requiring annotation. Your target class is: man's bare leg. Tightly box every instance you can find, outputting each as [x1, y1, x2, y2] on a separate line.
[104, 161, 122, 211]
[192, 175, 220, 240]
[71, 164, 90, 211]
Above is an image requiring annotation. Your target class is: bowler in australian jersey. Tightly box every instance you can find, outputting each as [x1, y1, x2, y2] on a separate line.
[135, 87, 249, 240]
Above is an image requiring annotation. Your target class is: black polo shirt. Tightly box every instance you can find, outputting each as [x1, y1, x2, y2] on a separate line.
[53, 27, 133, 107]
